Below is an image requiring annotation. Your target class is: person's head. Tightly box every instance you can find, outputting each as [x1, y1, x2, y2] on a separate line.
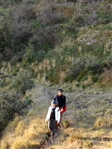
[51, 100, 58, 107]
[58, 89, 63, 96]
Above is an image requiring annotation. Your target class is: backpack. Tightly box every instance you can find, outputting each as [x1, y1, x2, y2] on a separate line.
[50, 107, 56, 120]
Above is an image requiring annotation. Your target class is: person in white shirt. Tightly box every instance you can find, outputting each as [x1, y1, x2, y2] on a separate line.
[45, 100, 60, 137]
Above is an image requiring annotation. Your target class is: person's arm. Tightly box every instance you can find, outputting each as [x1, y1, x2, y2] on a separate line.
[55, 107, 60, 123]
[62, 96, 66, 109]
[45, 107, 51, 122]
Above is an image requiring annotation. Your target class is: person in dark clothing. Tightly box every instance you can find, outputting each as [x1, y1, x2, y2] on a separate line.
[54, 89, 66, 117]
[45, 100, 60, 139]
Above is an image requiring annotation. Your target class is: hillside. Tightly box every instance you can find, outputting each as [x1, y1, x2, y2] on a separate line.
[0, 0, 112, 85]
[1, 84, 112, 149]
[0, 0, 112, 149]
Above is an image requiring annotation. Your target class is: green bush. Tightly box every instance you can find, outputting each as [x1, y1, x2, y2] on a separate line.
[86, 60, 103, 75]
[47, 68, 59, 84]
[69, 58, 86, 79]
[10, 70, 34, 94]
[37, 2, 63, 26]
[10, 51, 24, 65]
[0, 0, 22, 6]
[68, 53, 111, 83]
[0, 19, 12, 61]
[0, 91, 32, 136]
[23, 44, 36, 64]
[98, 12, 112, 24]
[76, 83, 80, 87]
[91, 75, 98, 82]
[0, 3, 34, 61]
[76, 71, 85, 82]
[30, 25, 60, 53]
[12, 67, 19, 76]
[65, 75, 74, 83]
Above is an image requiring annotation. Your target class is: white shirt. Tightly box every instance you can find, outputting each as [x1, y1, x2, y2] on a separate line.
[45, 106, 60, 123]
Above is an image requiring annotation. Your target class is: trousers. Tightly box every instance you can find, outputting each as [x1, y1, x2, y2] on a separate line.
[48, 119, 58, 136]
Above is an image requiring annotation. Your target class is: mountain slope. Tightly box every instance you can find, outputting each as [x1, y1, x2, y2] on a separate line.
[1, 84, 112, 149]
[0, 0, 112, 149]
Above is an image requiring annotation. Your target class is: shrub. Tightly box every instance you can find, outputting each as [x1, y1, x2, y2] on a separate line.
[70, 132, 82, 143]
[65, 74, 75, 82]
[0, 0, 22, 6]
[76, 83, 80, 87]
[104, 109, 112, 117]
[91, 75, 98, 83]
[10, 51, 24, 65]
[68, 54, 111, 83]
[10, 70, 34, 94]
[30, 25, 59, 54]
[81, 84, 86, 90]
[47, 67, 59, 84]
[101, 68, 112, 86]
[0, 3, 35, 61]
[69, 58, 86, 79]
[67, 0, 77, 2]
[73, 16, 85, 27]
[0, 20, 12, 61]
[76, 71, 85, 82]
[85, 57, 103, 75]
[37, 2, 63, 26]
[62, 120, 70, 128]
[15, 120, 26, 135]
[85, 11, 98, 26]
[94, 117, 112, 128]
[83, 140, 94, 148]
[0, 91, 32, 136]
[65, 22, 78, 38]
[10, 4, 34, 48]
[98, 12, 112, 24]
[22, 44, 36, 64]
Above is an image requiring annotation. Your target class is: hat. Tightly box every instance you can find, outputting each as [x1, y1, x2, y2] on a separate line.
[58, 89, 63, 93]
[51, 100, 58, 105]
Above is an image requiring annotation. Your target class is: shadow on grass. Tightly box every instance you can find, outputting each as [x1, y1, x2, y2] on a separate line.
[82, 137, 112, 141]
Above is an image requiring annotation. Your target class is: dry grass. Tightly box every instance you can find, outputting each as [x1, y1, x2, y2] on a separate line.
[46, 127, 112, 149]
[52, 59, 56, 68]
[59, 71, 66, 83]
[94, 117, 112, 129]
[101, 68, 112, 85]
[76, 28, 112, 47]
[1, 83, 112, 149]
[70, 132, 83, 143]
[61, 37, 74, 48]
[3, 116, 22, 134]
[61, 7, 74, 17]
[83, 140, 94, 148]
[34, 67, 38, 73]
[1, 113, 47, 149]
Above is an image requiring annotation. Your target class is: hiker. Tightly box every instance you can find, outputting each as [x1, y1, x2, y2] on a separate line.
[54, 89, 66, 117]
[45, 100, 60, 137]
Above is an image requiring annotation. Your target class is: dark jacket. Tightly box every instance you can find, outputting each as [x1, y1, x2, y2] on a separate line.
[54, 95, 66, 109]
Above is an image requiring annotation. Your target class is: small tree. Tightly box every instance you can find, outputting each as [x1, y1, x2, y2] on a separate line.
[0, 91, 32, 136]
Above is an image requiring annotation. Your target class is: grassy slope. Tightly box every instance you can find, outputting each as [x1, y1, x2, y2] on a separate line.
[0, 0, 112, 86]
[0, 0, 112, 149]
[1, 84, 112, 149]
